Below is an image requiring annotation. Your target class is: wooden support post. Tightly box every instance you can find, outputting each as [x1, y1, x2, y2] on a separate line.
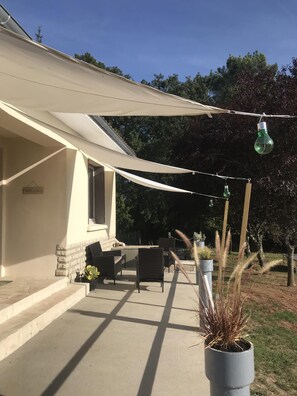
[221, 199, 229, 250]
[239, 181, 252, 252]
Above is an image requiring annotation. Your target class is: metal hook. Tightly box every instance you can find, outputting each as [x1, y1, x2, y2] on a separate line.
[0, 15, 11, 25]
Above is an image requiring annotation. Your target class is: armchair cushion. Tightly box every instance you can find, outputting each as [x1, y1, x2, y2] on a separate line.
[136, 247, 164, 293]
[86, 241, 126, 284]
[158, 237, 176, 272]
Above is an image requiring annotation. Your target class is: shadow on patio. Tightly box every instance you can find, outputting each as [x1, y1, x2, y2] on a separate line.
[0, 269, 209, 396]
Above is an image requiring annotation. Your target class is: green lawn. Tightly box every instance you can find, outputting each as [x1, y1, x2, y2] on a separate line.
[214, 252, 297, 396]
[248, 302, 297, 395]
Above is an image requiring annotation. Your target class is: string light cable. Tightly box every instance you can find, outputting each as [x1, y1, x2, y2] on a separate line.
[228, 110, 297, 119]
[191, 170, 251, 182]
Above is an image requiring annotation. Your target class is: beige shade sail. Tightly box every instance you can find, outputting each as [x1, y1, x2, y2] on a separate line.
[105, 165, 194, 193]
[0, 27, 227, 116]
[0, 148, 66, 186]
[0, 102, 194, 174]
[0, 101, 195, 191]
[52, 112, 130, 154]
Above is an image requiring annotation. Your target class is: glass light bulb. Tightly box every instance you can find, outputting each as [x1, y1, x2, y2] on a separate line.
[254, 121, 274, 155]
[223, 184, 230, 199]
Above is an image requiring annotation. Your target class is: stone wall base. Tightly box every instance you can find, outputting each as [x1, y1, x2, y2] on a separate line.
[55, 237, 116, 280]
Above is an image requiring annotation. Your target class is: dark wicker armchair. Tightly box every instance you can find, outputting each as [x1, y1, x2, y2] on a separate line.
[136, 248, 164, 293]
[86, 242, 126, 285]
[158, 237, 176, 272]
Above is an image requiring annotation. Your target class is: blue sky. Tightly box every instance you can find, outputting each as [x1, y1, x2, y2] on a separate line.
[1, 0, 297, 82]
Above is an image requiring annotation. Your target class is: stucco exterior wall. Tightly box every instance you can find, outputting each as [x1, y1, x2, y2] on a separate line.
[55, 150, 116, 278]
[0, 134, 116, 279]
[1, 136, 67, 278]
[64, 149, 116, 244]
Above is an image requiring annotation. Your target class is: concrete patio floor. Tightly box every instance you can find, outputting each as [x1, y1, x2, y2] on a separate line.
[0, 268, 209, 396]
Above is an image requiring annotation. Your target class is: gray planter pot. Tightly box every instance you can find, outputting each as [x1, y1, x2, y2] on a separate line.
[198, 259, 213, 329]
[195, 265, 199, 285]
[195, 240, 205, 248]
[199, 259, 213, 292]
[205, 341, 254, 396]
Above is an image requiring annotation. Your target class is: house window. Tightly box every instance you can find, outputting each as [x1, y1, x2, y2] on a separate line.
[88, 164, 105, 224]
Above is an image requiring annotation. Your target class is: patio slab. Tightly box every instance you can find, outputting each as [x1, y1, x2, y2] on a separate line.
[0, 268, 209, 396]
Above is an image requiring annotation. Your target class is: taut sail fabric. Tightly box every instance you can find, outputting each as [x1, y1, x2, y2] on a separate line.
[106, 165, 194, 194]
[0, 27, 227, 116]
[0, 102, 194, 174]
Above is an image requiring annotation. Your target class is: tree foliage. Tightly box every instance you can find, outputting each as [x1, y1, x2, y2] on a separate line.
[75, 50, 297, 284]
[35, 26, 43, 43]
[74, 52, 131, 79]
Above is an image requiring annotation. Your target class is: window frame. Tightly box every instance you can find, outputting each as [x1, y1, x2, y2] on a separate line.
[88, 163, 105, 225]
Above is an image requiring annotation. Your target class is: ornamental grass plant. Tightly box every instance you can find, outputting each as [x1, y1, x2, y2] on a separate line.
[173, 229, 282, 353]
[197, 246, 212, 260]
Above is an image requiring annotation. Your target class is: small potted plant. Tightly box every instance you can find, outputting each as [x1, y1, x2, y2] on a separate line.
[174, 229, 283, 395]
[173, 229, 255, 396]
[193, 231, 206, 248]
[195, 246, 213, 286]
[196, 246, 214, 324]
[197, 246, 212, 260]
[83, 265, 100, 291]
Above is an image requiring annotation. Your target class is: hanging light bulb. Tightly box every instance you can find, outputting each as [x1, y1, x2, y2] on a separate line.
[223, 184, 230, 199]
[209, 199, 214, 208]
[254, 121, 274, 155]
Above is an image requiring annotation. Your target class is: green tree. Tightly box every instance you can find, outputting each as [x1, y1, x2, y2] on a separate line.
[206, 51, 278, 107]
[35, 26, 43, 43]
[73, 50, 296, 288]
[264, 59, 297, 286]
[180, 53, 296, 286]
[74, 52, 131, 79]
[74, 52, 105, 69]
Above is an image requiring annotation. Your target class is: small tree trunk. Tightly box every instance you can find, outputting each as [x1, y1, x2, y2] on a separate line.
[256, 234, 266, 267]
[245, 236, 251, 257]
[287, 245, 296, 287]
[249, 231, 266, 267]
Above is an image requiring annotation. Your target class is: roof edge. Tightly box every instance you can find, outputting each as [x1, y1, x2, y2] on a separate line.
[90, 115, 136, 157]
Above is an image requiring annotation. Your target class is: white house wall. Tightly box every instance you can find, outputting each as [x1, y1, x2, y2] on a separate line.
[0, 136, 116, 279]
[0, 135, 67, 278]
[0, 106, 118, 281]
[65, 149, 89, 245]
[65, 149, 116, 244]
[104, 169, 116, 239]
[55, 150, 116, 279]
